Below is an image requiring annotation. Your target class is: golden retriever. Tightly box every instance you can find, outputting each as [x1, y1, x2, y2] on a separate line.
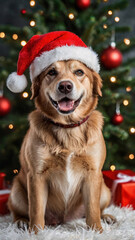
[8, 60, 115, 233]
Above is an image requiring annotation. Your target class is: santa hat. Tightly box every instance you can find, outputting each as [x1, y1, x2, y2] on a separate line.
[7, 31, 100, 93]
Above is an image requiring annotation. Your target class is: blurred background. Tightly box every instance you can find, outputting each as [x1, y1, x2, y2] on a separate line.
[0, 0, 135, 180]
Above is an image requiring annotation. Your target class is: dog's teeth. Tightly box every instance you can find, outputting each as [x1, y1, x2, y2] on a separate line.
[53, 101, 58, 107]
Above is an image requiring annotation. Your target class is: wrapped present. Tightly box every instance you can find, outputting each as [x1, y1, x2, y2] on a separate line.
[0, 189, 10, 215]
[103, 169, 135, 208]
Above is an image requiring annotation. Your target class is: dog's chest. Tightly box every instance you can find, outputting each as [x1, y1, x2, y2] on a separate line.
[66, 153, 75, 188]
[65, 152, 82, 202]
[51, 152, 82, 204]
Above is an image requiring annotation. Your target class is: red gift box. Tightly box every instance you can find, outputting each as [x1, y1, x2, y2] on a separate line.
[0, 189, 10, 215]
[103, 169, 135, 208]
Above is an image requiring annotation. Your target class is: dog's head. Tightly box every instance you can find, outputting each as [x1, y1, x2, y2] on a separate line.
[31, 60, 102, 122]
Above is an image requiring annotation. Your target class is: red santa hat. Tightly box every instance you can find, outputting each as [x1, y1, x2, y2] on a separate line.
[7, 31, 100, 93]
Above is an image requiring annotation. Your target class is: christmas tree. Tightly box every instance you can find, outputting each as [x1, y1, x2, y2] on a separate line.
[0, 0, 135, 180]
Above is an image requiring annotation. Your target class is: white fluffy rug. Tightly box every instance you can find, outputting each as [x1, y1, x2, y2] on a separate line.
[0, 205, 135, 240]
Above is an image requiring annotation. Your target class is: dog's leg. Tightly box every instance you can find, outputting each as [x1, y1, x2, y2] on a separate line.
[8, 175, 29, 228]
[82, 170, 103, 232]
[100, 181, 116, 224]
[27, 172, 48, 233]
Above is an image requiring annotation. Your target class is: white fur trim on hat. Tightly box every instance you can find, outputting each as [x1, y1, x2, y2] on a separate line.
[30, 45, 100, 81]
[6, 72, 28, 93]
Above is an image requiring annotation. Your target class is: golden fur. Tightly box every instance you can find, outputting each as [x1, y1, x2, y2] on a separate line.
[8, 60, 115, 233]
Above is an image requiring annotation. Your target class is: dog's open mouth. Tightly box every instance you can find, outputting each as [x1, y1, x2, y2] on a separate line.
[49, 95, 83, 114]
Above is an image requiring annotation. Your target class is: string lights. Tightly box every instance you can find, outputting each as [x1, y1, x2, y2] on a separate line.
[12, 34, 18, 40]
[68, 13, 75, 20]
[114, 17, 120, 22]
[30, 0, 36, 7]
[22, 92, 29, 98]
[124, 38, 130, 45]
[126, 86, 132, 92]
[110, 165, 116, 171]
[108, 10, 113, 16]
[13, 169, 18, 174]
[110, 76, 117, 83]
[30, 20, 36, 27]
[21, 40, 27, 46]
[123, 99, 129, 106]
[103, 24, 108, 29]
[8, 124, 14, 130]
[129, 154, 134, 160]
[0, 32, 5, 38]
[129, 127, 135, 134]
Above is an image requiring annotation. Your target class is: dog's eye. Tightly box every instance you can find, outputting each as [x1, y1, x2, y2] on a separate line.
[75, 69, 84, 76]
[47, 69, 57, 76]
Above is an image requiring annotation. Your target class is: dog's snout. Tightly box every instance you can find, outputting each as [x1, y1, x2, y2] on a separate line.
[58, 81, 73, 94]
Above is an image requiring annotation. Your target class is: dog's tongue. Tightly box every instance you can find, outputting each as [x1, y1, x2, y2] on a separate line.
[58, 98, 74, 112]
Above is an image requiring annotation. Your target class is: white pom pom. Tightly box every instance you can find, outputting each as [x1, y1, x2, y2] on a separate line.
[6, 72, 28, 93]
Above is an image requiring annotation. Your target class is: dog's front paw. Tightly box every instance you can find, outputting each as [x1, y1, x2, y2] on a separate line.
[86, 220, 103, 233]
[29, 221, 45, 234]
[92, 224, 103, 233]
[29, 224, 40, 234]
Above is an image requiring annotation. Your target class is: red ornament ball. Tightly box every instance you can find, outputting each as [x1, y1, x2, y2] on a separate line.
[21, 9, 26, 15]
[101, 46, 123, 69]
[0, 96, 11, 116]
[76, 0, 91, 9]
[112, 113, 124, 125]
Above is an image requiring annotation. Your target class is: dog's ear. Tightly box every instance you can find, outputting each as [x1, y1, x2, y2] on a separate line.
[92, 71, 102, 97]
[30, 76, 41, 100]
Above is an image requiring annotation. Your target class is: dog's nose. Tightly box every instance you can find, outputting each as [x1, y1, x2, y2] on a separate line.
[58, 81, 73, 94]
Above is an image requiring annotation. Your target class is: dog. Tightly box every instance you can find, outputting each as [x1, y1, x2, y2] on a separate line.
[8, 59, 115, 233]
